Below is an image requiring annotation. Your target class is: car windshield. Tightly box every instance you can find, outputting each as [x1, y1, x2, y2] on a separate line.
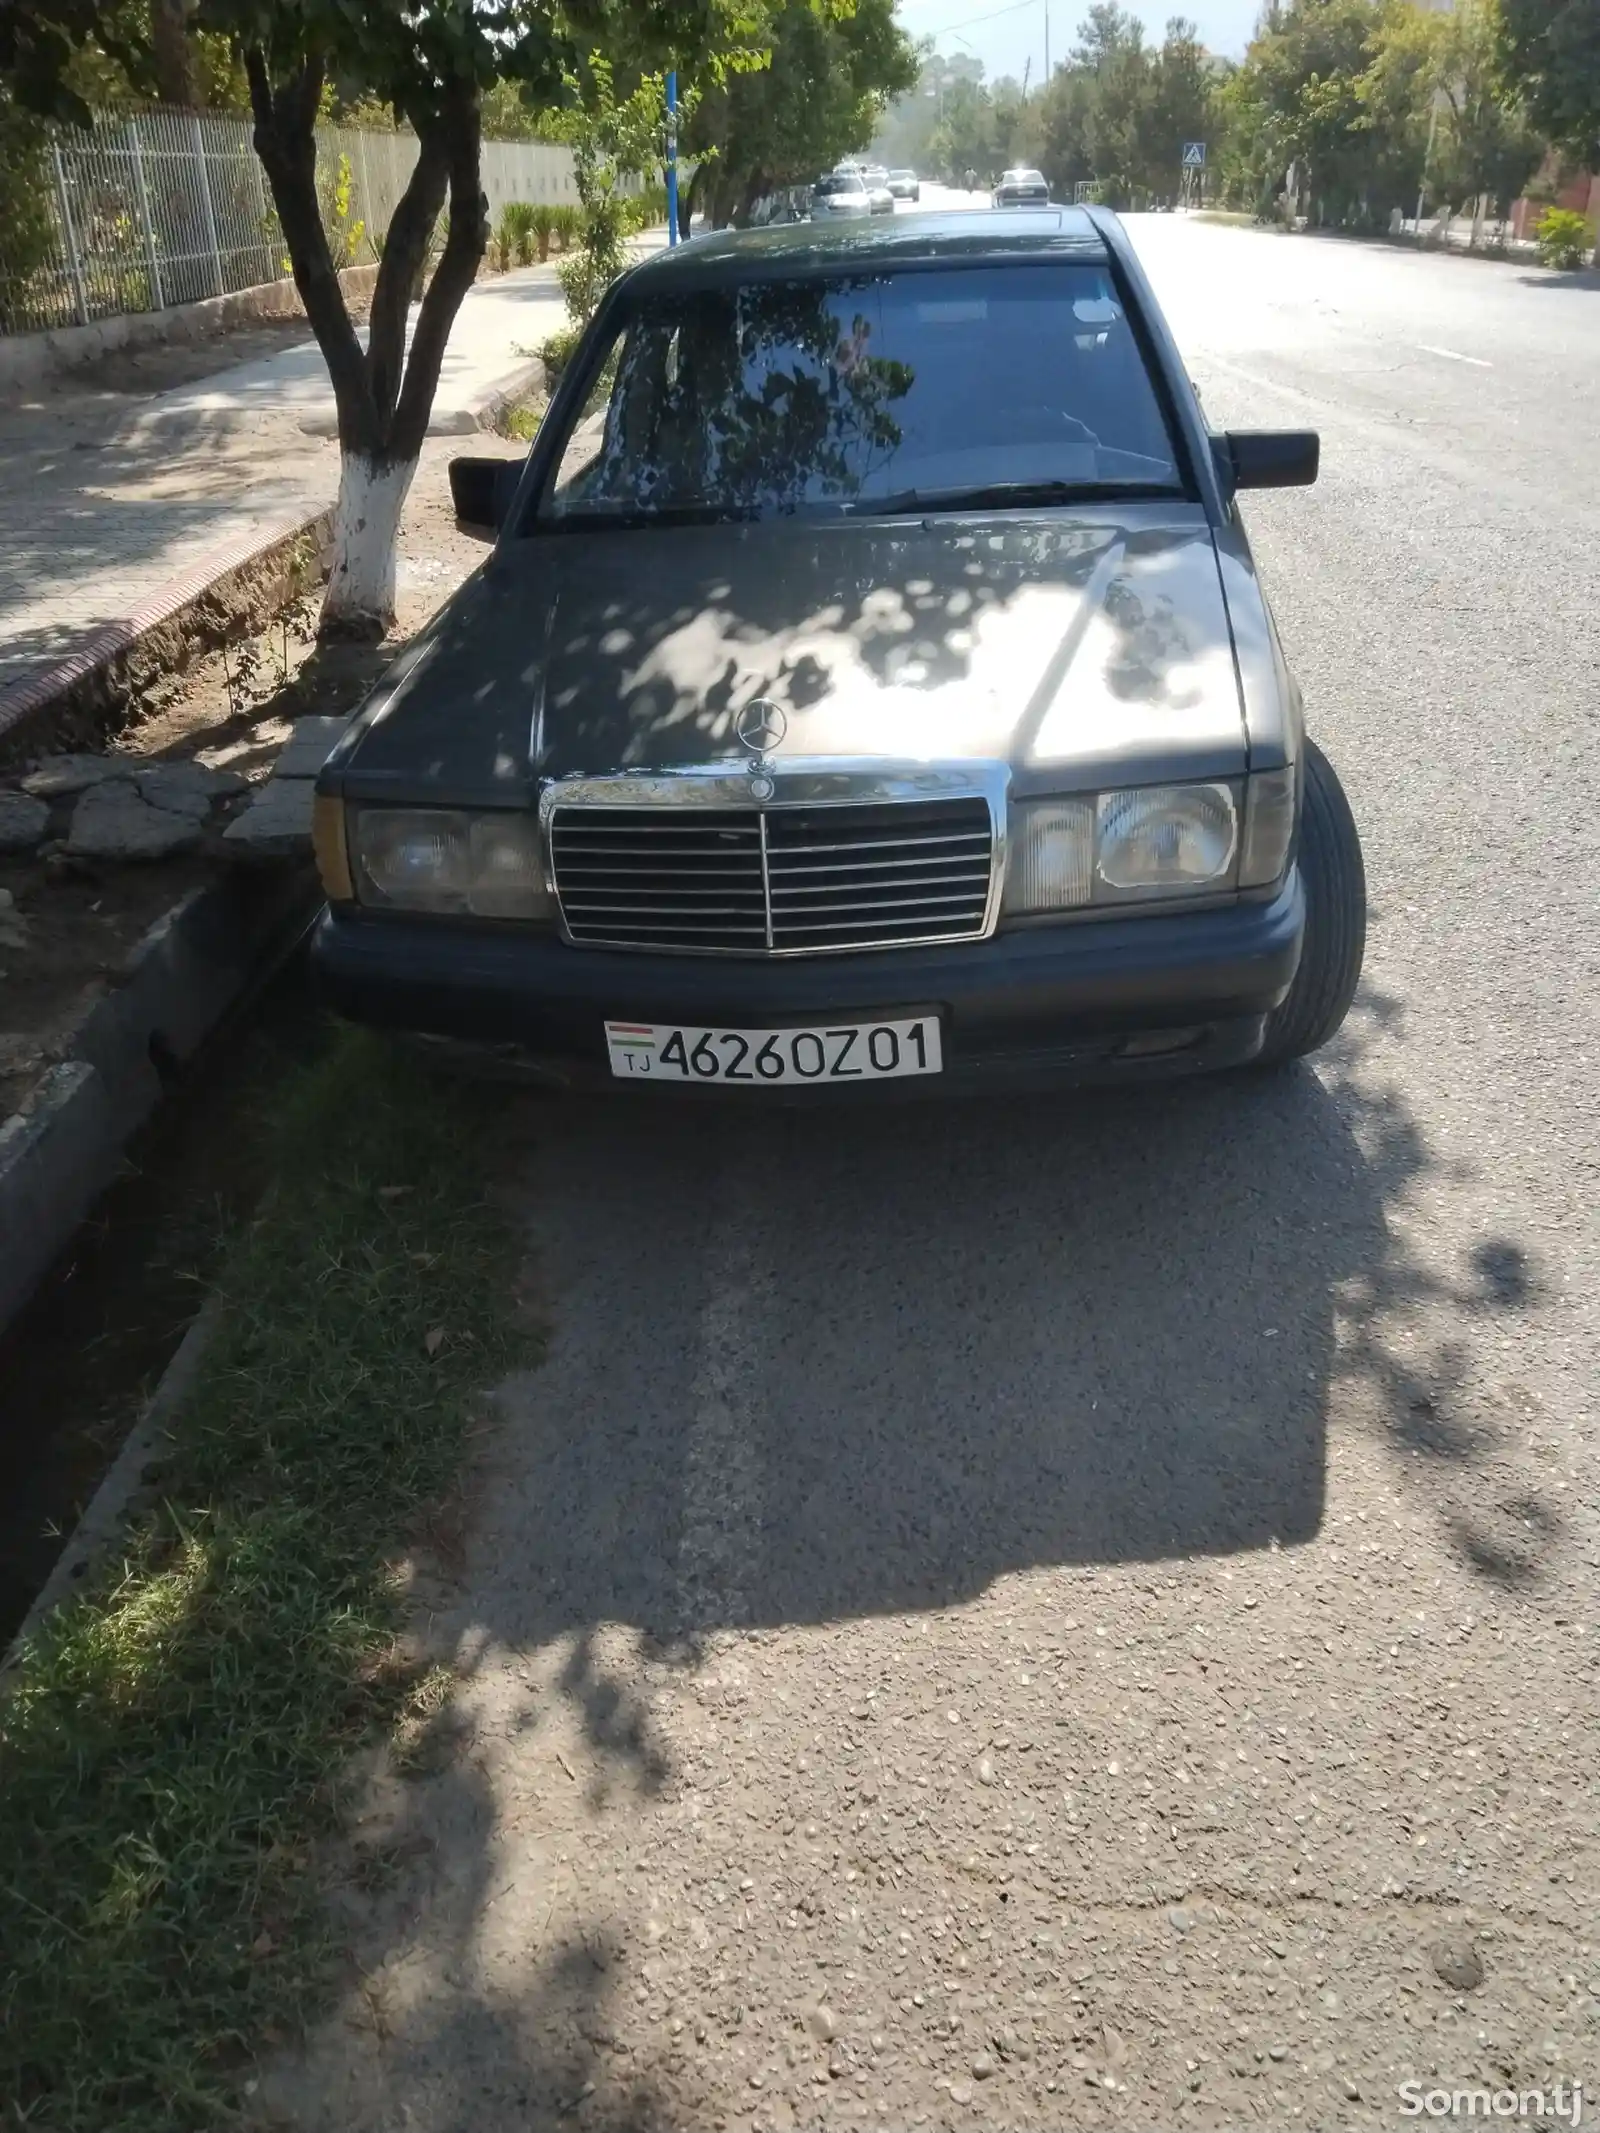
[891, 170, 915, 181]
[535, 263, 1183, 527]
[814, 174, 864, 196]
[1003, 169, 1046, 185]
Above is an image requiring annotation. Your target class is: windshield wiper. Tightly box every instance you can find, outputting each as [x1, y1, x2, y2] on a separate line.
[853, 479, 1182, 516]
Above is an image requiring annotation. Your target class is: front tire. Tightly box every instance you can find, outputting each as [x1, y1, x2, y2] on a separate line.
[1257, 739, 1366, 1065]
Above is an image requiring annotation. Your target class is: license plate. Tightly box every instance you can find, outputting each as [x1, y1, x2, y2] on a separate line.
[604, 1016, 942, 1085]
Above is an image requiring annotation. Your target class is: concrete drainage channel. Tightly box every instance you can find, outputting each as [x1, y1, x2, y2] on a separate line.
[0, 868, 321, 1328]
[0, 886, 325, 1652]
[0, 714, 357, 1648]
[0, 719, 349, 1335]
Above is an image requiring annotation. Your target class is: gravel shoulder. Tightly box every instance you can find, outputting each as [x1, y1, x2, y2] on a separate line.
[255, 220, 1599, 2133]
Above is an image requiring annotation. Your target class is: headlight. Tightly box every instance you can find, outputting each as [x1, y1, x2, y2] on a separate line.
[1003, 799, 1094, 913]
[1005, 780, 1243, 914]
[1095, 782, 1237, 897]
[350, 807, 549, 919]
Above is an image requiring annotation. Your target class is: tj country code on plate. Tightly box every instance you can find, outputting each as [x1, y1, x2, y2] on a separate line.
[604, 1017, 943, 1084]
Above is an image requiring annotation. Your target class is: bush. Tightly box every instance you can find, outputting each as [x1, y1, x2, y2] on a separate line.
[530, 203, 557, 260]
[1534, 207, 1592, 270]
[497, 199, 538, 267]
[317, 150, 366, 271]
[539, 325, 583, 381]
[0, 101, 59, 331]
[619, 183, 669, 233]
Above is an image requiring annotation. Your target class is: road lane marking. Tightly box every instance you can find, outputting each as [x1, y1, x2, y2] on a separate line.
[1417, 344, 1492, 367]
[677, 1191, 769, 1633]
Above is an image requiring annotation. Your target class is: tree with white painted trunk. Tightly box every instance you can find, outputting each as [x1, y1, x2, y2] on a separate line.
[196, 0, 777, 638]
[240, 49, 486, 635]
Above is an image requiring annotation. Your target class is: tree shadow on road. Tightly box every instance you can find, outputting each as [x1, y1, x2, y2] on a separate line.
[1513, 267, 1600, 293]
[260, 974, 1563, 2130]
[469, 979, 1557, 1650]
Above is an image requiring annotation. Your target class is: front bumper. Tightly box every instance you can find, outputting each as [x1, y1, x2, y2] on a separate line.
[310, 873, 1304, 1094]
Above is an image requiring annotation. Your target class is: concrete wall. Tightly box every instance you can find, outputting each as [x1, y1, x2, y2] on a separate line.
[0, 262, 380, 397]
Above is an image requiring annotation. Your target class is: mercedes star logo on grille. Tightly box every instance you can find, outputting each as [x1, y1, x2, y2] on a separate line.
[735, 699, 787, 755]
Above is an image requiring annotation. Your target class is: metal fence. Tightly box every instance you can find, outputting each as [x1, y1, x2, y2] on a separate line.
[1, 107, 584, 338]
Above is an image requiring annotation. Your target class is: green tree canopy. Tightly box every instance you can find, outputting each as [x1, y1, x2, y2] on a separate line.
[1499, 0, 1600, 167]
[685, 0, 918, 225]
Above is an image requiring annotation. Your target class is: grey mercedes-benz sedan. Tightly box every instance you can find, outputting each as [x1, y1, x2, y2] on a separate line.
[311, 208, 1365, 1095]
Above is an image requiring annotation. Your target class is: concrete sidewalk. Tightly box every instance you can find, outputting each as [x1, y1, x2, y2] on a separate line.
[0, 263, 567, 733]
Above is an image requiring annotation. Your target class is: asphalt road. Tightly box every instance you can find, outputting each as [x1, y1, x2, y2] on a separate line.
[262, 214, 1599, 2132]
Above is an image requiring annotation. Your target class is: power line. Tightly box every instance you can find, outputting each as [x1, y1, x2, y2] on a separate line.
[919, 0, 1040, 41]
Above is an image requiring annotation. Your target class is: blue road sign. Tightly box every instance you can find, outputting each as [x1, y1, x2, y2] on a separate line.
[1182, 141, 1206, 167]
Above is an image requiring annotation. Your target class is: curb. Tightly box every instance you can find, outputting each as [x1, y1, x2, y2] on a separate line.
[297, 354, 547, 437]
[0, 863, 319, 1338]
[1, 1291, 224, 1674]
[0, 506, 334, 753]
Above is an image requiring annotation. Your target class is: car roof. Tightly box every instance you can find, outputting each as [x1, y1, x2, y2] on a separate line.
[631, 208, 1107, 286]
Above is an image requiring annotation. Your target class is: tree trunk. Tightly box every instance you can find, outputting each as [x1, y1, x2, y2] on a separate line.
[322, 453, 417, 632]
[245, 50, 485, 638]
[682, 163, 707, 239]
[150, 0, 201, 108]
[732, 170, 769, 227]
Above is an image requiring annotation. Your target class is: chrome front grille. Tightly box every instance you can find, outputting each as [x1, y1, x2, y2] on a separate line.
[550, 796, 995, 955]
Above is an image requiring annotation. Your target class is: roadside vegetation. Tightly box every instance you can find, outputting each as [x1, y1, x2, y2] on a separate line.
[0, 1026, 533, 2130]
[873, 0, 1598, 264]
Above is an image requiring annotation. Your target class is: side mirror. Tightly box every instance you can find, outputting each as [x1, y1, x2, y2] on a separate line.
[1215, 430, 1320, 492]
[448, 456, 521, 539]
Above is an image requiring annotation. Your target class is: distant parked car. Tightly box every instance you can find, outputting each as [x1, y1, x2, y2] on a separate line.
[811, 171, 872, 219]
[887, 169, 921, 202]
[748, 186, 810, 226]
[994, 167, 1051, 207]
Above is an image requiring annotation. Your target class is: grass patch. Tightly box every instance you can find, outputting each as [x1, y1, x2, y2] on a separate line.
[494, 394, 546, 444]
[0, 1026, 533, 2130]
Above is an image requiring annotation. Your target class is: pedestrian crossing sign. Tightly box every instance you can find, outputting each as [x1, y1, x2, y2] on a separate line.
[1182, 141, 1206, 167]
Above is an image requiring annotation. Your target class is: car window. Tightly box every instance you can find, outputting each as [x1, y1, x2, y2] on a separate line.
[814, 174, 864, 196]
[536, 264, 1183, 526]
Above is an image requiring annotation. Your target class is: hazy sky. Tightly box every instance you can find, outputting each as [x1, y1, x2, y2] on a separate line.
[895, 0, 1263, 84]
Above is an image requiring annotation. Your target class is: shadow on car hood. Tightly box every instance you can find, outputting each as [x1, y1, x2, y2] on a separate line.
[342, 506, 1245, 803]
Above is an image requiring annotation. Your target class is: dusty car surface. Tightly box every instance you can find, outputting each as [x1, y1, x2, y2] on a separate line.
[312, 209, 1365, 1096]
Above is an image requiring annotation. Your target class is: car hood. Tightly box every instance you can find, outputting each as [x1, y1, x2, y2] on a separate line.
[338, 506, 1245, 805]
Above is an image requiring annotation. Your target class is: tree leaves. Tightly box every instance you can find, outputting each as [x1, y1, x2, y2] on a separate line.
[1499, 0, 1600, 165]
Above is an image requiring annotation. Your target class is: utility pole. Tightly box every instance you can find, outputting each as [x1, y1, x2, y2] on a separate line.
[1414, 88, 1440, 234]
[1044, 0, 1051, 89]
[666, 70, 680, 245]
